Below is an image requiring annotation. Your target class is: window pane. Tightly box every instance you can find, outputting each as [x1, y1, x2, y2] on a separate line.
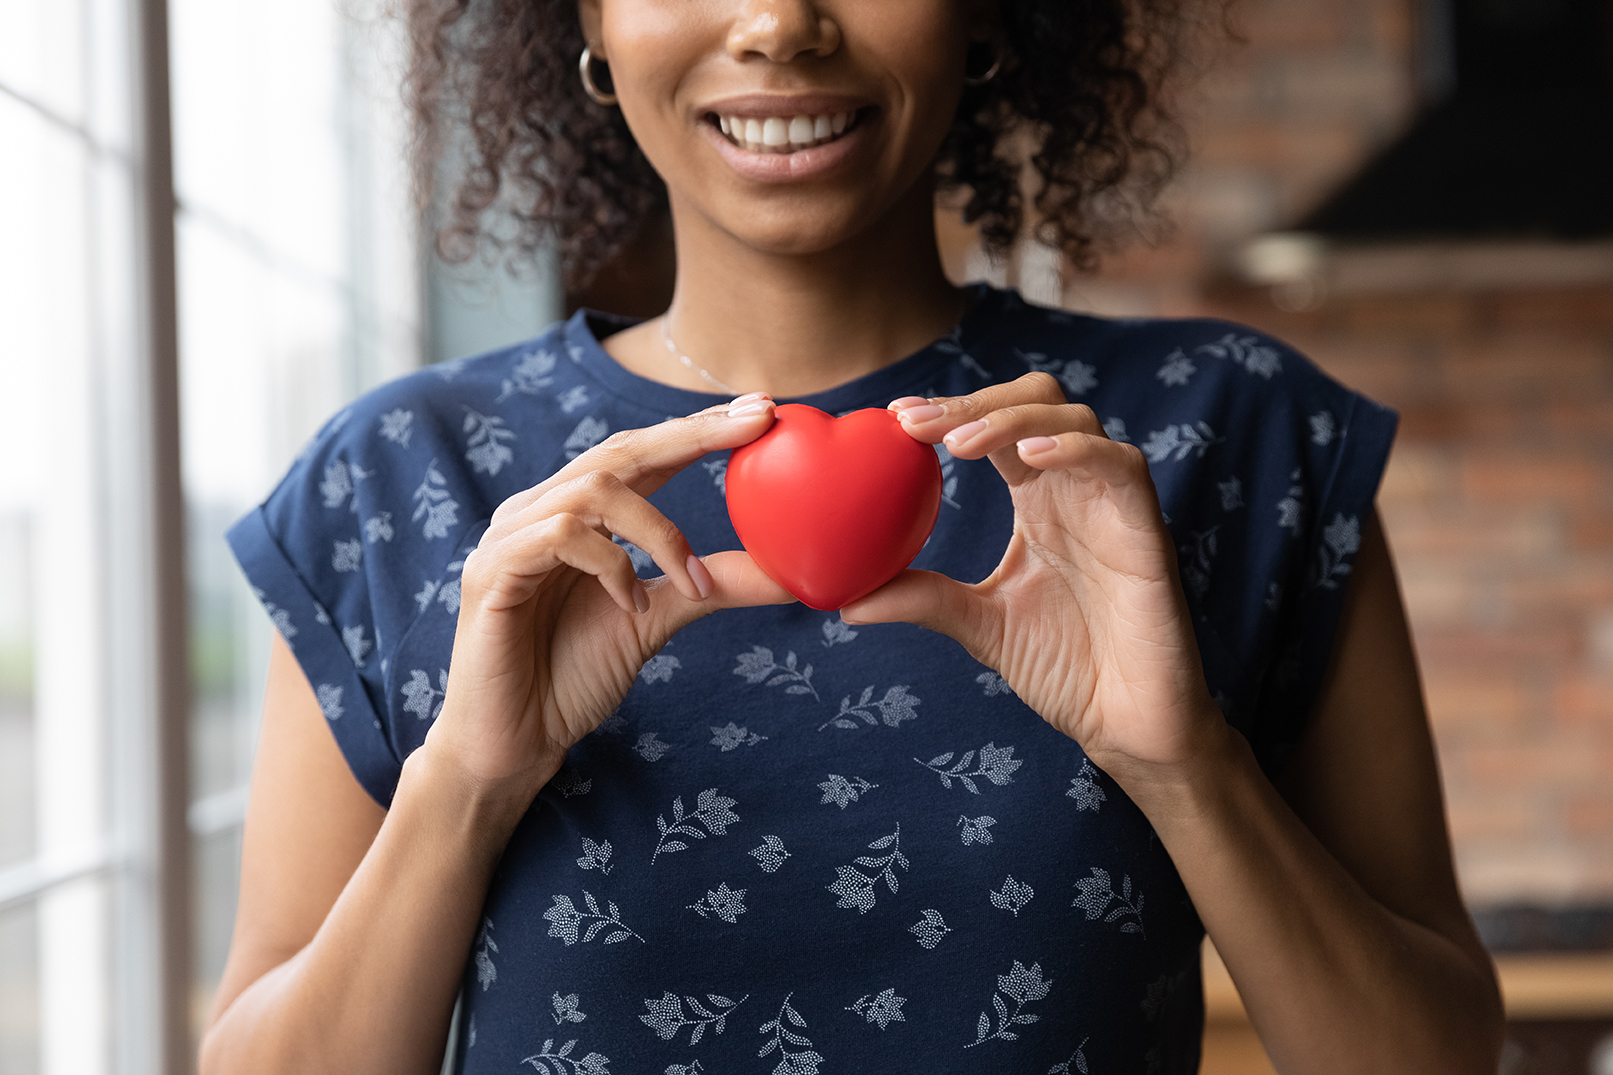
[0, 514, 34, 869]
[0, 900, 40, 1075]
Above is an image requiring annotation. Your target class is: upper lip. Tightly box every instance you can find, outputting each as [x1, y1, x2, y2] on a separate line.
[699, 93, 874, 119]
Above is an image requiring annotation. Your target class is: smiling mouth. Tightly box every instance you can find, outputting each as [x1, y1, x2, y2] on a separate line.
[710, 109, 864, 154]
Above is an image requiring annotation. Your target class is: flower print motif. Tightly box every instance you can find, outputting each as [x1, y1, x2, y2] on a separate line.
[314, 684, 344, 721]
[332, 538, 363, 573]
[468, 1015, 476, 1048]
[990, 875, 1035, 917]
[1142, 422, 1225, 464]
[976, 671, 1012, 697]
[378, 407, 413, 447]
[613, 536, 656, 574]
[564, 415, 609, 460]
[576, 837, 613, 875]
[966, 959, 1052, 1048]
[1218, 476, 1244, 512]
[543, 891, 644, 946]
[711, 722, 767, 751]
[909, 909, 951, 949]
[827, 824, 907, 914]
[411, 459, 460, 540]
[1314, 512, 1362, 590]
[432, 356, 467, 381]
[935, 443, 961, 508]
[594, 710, 628, 736]
[1048, 1038, 1092, 1074]
[401, 668, 448, 721]
[957, 814, 997, 845]
[320, 459, 368, 511]
[820, 618, 858, 647]
[552, 766, 592, 797]
[436, 569, 463, 614]
[817, 774, 878, 809]
[463, 408, 517, 476]
[733, 646, 820, 701]
[1310, 410, 1336, 446]
[1066, 758, 1106, 812]
[634, 732, 672, 762]
[1058, 360, 1099, 397]
[818, 685, 919, 731]
[473, 918, 498, 990]
[652, 788, 741, 863]
[750, 835, 791, 873]
[688, 882, 748, 923]
[915, 741, 1023, 793]
[552, 992, 586, 1025]
[1276, 467, 1305, 535]
[847, 988, 907, 1030]
[757, 994, 823, 1075]
[312, 602, 330, 626]
[1177, 525, 1220, 599]
[1156, 348, 1196, 387]
[558, 384, 591, 414]
[1197, 332, 1282, 379]
[1103, 417, 1130, 442]
[498, 347, 557, 402]
[640, 654, 681, 684]
[255, 590, 296, 643]
[702, 457, 727, 492]
[641, 992, 749, 1046]
[342, 624, 372, 667]
[1071, 867, 1146, 936]
[521, 1038, 610, 1075]
[363, 511, 394, 543]
[665, 1063, 705, 1075]
[413, 579, 438, 612]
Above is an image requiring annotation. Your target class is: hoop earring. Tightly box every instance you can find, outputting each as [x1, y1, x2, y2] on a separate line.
[962, 42, 1003, 87]
[579, 44, 618, 106]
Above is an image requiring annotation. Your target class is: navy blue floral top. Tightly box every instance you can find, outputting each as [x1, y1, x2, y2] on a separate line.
[228, 286, 1396, 1075]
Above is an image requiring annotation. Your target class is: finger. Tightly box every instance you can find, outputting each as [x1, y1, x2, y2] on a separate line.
[641, 550, 796, 652]
[889, 371, 1066, 444]
[935, 401, 1104, 487]
[839, 569, 1001, 667]
[489, 394, 774, 526]
[465, 512, 646, 615]
[1013, 432, 1164, 519]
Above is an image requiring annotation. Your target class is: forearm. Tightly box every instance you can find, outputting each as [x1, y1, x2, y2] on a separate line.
[1113, 724, 1502, 1075]
[199, 747, 547, 1075]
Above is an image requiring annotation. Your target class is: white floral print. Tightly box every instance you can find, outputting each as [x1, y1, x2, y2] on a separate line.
[1071, 867, 1146, 936]
[576, 837, 612, 875]
[1156, 348, 1196, 387]
[320, 459, 367, 511]
[966, 960, 1052, 1048]
[1066, 759, 1106, 812]
[957, 814, 997, 845]
[1218, 476, 1244, 511]
[1309, 410, 1336, 446]
[552, 992, 586, 1025]
[1048, 1038, 1092, 1074]
[847, 988, 907, 1029]
[640, 992, 749, 1045]
[332, 538, 362, 573]
[909, 909, 950, 949]
[342, 624, 372, 667]
[1103, 416, 1130, 442]
[915, 741, 1023, 793]
[314, 684, 343, 721]
[820, 618, 858, 647]
[378, 407, 413, 447]
[640, 654, 682, 684]
[613, 536, 656, 573]
[401, 668, 447, 721]
[827, 825, 907, 914]
[1315, 513, 1361, 590]
[363, 511, 394, 543]
[543, 890, 644, 945]
[702, 457, 727, 492]
[975, 672, 1013, 697]
[498, 347, 556, 401]
[564, 415, 609, 459]
[688, 882, 748, 923]
[817, 774, 878, 809]
[936, 443, 961, 508]
[552, 767, 592, 797]
[818, 685, 920, 731]
[473, 917, 498, 990]
[1197, 333, 1282, 378]
[558, 384, 591, 414]
[990, 875, 1035, 917]
[750, 835, 791, 873]
[652, 788, 741, 863]
[634, 732, 672, 762]
[757, 994, 823, 1075]
[711, 722, 767, 751]
[411, 459, 459, 539]
[1142, 422, 1224, 464]
[664, 1063, 705, 1075]
[521, 1038, 610, 1075]
[733, 646, 819, 701]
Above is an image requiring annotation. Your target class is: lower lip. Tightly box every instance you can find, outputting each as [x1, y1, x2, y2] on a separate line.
[702, 118, 868, 183]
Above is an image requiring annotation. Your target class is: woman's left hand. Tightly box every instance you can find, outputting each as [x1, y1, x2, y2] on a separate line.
[841, 372, 1225, 783]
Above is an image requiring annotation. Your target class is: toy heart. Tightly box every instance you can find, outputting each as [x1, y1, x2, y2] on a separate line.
[726, 403, 942, 610]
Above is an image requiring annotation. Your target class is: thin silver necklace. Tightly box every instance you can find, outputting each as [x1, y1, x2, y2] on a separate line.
[660, 315, 741, 395]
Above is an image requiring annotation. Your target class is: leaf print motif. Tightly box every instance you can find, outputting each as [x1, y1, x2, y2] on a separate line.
[1218, 476, 1244, 511]
[1310, 410, 1336, 446]
[641, 992, 749, 1046]
[818, 774, 878, 808]
[254, 589, 296, 643]
[558, 384, 591, 414]
[702, 458, 727, 492]
[688, 882, 748, 923]
[1048, 1038, 1092, 1075]
[711, 722, 766, 751]
[935, 443, 960, 508]
[1314, 513, 1361, 590]
[342, 624, 372, 667]
[564, 415, 610, 460]
[320, 461, 354, 510]
[543, 891, 645, 946]
[957, 814, 996, 845]
[733, 646, 820, 701]
[965, 960, 1052, 1048]
[1156, 348, 1196, 387]
[1065, 758, 1106, 812]
[413, 579, 438, 612]
[576, 837, 613, 875]
[827, 824, 907, 914]
[818, 685, 919, 731]
[820, 618, 858, 647]
[314, 684, 344, 721]
[749, 835, 791, 873]
[847, 988, 907, 1030]
[1277, 467, 1305, 535]
[634, 732, 672, 762]
[652, 788, 741, 863]
[915, 741, 1023, 793]
[432, 356, 467, 381]
[640, 654, 682, 684]
[363, 511, 394, 543]
[521, 1038, 611, 1075]
[378, 407, 413, 447]
[332, 539, 363, 573]
[975, 672, 1012, 697]
[909, 908, 951, 949]
[552, 766, 592, 797]
[1013, 348, 1097, 397]
[1103, 417, 1130, 442]
[473, 918, 498, 990]
[990, 875, 1035, 917]
[1142, 422, 1225, 464]
[552, 992, 586, 1025]
[757, 994, 823, 1075]
[464, 408, 517, 475]
[1071, 867, 1146, 937]
[1196, 332, 1282, 378]
[411, 459, 460, 539]
[498, 347, 557, 401]
[401, 668, 448, 721]
[665, 1063, 706, 1075]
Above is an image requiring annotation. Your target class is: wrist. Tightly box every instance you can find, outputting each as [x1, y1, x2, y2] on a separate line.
[1095, 707, 1252, 828]
[394, 740, 559, 862]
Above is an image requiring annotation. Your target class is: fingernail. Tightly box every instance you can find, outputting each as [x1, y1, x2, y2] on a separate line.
[686, 554, 714, 600]
[728, 400, 772, 418]
[1018, 436, 1059, 454]
[888, 395, 930, 411]
[897, 404, 945, 423]
[632, 581, 650, 614]
[731, 391, 771, 405]
[944, 419, 988, 446]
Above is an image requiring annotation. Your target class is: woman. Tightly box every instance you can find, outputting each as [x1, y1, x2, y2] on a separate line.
[202, 1, 1505, 1072]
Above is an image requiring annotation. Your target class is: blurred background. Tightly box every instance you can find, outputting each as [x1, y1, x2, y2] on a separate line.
[0, 0, 1609, 1072]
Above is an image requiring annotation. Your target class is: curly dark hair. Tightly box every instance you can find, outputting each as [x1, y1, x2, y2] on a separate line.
[408, 0, 1215, 293]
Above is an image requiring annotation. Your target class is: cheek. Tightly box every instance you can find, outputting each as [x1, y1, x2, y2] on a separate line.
[600, 6, 709, 155]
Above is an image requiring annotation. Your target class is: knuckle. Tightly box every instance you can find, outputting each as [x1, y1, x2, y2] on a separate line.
[1022, 371, 1062, 399]
[546, 511, 589, 543]
[1065, 403, 1097, 428]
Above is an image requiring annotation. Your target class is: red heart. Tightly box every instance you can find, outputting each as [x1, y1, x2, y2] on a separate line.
[726, 404, 942, 610]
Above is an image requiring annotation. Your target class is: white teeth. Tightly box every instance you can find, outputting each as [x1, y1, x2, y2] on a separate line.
[720, 116, 731, 135]
[761, 117, 788, 146]
[788, 115, 814, 145]
[744, 118, 762, 145]
[719, 109, 860, 152]
[814, 115, 832, 140]
[832, 111, 847, 135]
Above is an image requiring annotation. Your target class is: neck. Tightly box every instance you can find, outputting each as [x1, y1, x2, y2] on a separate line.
[654, 180, 967, 398]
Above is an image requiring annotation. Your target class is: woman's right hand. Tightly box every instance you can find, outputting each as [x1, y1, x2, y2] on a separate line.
[421, 394, 792, 801]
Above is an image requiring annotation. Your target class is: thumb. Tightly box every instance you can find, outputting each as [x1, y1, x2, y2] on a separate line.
[641, 550, 795, 650]
[840, 569, 998, 663]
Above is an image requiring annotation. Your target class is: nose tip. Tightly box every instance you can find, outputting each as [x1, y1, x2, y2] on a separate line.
[728, 3, 841, 64]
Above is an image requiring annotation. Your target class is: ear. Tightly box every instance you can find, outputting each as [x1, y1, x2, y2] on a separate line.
[578, 0, 604, 54]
